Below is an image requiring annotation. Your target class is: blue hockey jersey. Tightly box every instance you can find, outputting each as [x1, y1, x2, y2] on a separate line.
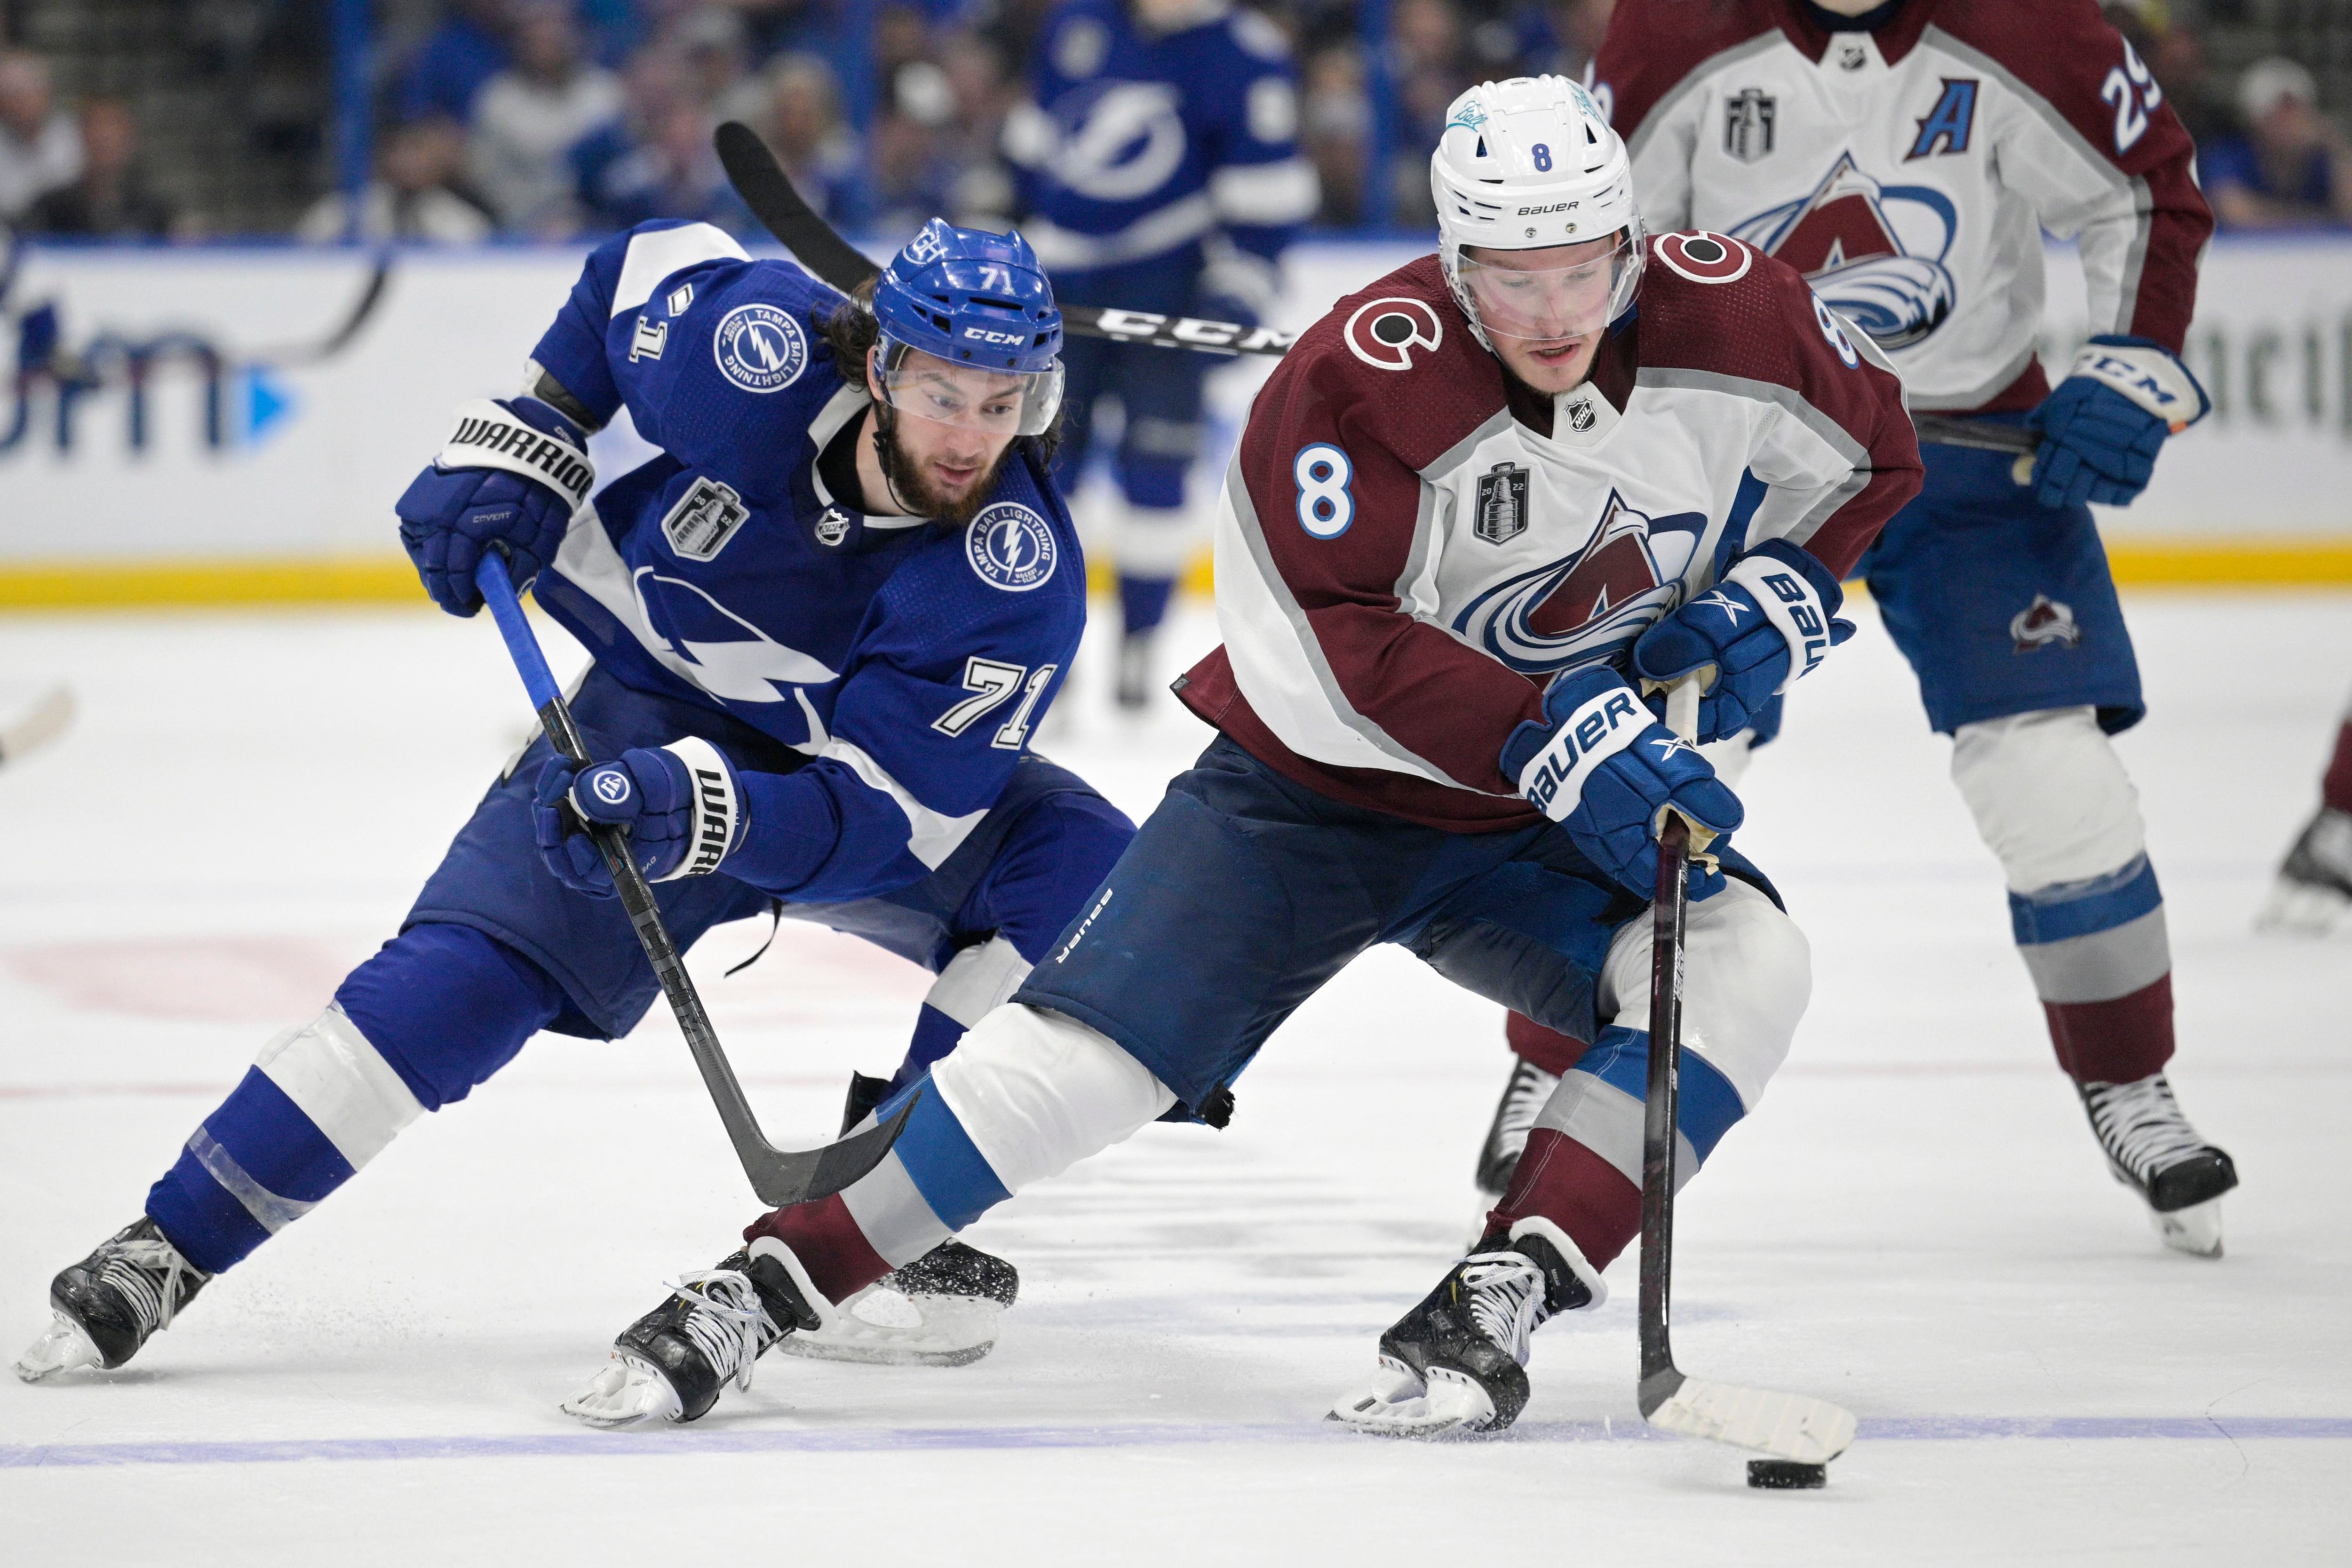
[1004, 0, 1315, 294]
[519, 220, 1086, 904]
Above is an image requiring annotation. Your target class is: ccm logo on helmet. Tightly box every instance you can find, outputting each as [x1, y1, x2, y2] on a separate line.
[1653, 231, 1754, 286]
[1344, 297, 1444, 371]
[963, 327, 1027, 345]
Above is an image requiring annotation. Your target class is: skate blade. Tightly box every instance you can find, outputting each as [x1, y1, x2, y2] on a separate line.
[2254, 879, 2351, 937]
[773, 1287, 1001, 1368]
[13, 1313, 101, 1383]
[561, 1353, 684, 1429]
[2152, 1194, 2225, 1259]
[1644, 1376, 1857, 1464]
[1327, 1363, 1497, 1439]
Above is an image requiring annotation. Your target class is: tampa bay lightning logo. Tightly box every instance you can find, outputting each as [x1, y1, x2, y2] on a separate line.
[1047, 81, 1187, 202]
[1729, 152, 1957, 350]
[712, 302, 808, 393]
[967, 503, 1058, 593]
[1451, 490, 1707, 675]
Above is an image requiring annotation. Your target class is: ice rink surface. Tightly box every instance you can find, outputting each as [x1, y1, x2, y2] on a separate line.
[1, 591, 2347, 1565]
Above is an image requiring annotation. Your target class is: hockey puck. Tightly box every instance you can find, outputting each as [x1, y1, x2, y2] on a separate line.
[1747, 1459, 1828, 1489]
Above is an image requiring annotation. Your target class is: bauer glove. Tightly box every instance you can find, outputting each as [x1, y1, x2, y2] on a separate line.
[1631, 540, 1854, 743]
[1501, 665, 1743, 902]
[533, 739, 743, 897]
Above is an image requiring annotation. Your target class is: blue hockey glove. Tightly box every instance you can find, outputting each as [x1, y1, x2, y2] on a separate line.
[396, 396, 595, 617]
[532, 739, 743, 897]
[2026, 335, 2209, 510]
[1631, 540, 1854, 742]
[1501, 665, 1745, 902]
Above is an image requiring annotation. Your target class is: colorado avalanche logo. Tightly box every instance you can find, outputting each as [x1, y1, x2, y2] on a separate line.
[1345, 297, 1444, 371]
[1653, 232, 1753, 285]
[967, 503, 1058, 592]
[1450, 490, 1707, 675]
[1730, 152, 1957, 350]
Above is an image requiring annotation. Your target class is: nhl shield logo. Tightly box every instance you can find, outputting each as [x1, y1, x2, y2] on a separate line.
[661, 476, 751, 562]
[1725, 88, 1775, 164]
[812, 506, 852, 548]
[1476, 462, 1530, 545]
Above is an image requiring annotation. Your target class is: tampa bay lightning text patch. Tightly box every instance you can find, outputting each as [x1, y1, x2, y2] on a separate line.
[966, 503, 1057, 592]
[712, 302, 807, 393]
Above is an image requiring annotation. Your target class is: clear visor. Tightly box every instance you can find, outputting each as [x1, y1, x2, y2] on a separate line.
[874, 339, 1064, 437]
[1458, 234, 1640, 344]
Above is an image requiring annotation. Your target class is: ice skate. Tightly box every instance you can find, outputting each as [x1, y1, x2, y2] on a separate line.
[1329, 1220, 1597, 1438]
[1473, 1058, 1561, 1202]
[777, 1237, 1018, 1368]
[2079, 1075, 2239, 1258]
[16, 1217, 210, 1382]
[562, 1241, 823, 1428]
[2256, 807, 2352, 936]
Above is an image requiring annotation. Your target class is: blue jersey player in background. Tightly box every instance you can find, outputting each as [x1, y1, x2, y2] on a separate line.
[16, 218, 1137, 1385]
[1005, 0, 1316, 708]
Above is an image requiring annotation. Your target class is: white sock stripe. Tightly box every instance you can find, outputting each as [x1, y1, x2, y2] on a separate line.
[930, 1006, 1176, 1195]
[2017, 906, 2172, 1004]
[1505, 1214, 1609, 1308]
[185, 1126, 317, 1234]
[923, 936, 1032, 1030]
[253, 1007, 426, 1172]
[1531, 1071, 1700, 1194]
[1723, 550, 1835, 689]
[838, 1151, 954, 1267]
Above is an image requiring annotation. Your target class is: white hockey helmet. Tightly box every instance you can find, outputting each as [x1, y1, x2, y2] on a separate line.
[1431, 76, 1645, 352]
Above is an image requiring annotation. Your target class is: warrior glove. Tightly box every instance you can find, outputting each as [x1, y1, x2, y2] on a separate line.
[1631, 541, 1853, 743]
[396, 396, 593, 616]
[534, 739, 743, 897]
[1501, 665, 1743, 902]
[2026, 336, 2209, 510]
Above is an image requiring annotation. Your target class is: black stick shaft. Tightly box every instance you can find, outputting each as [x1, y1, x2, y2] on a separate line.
[1638, 812, 1690, 1405]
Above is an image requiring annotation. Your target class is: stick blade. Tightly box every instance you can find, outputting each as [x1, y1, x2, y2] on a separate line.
[713, 121, 881, 294]
[743, 1088, 920, 1209]
[1642, 1375, 1857, 1464]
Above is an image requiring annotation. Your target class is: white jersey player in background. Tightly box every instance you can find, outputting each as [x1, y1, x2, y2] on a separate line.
[1466, 0, 2237, 1257]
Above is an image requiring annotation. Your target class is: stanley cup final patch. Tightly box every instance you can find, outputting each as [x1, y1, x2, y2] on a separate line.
[660, 476, 751, 562]
[1475, 462, 1529, 544]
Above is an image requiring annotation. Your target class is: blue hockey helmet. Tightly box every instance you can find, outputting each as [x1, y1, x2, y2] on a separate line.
[870, 219, 1064, 436]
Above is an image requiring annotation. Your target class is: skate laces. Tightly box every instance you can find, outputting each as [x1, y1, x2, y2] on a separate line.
[2082, 1075, 2209, 1185]
[667, 1269, 779, 1393]
[1497, 1061, 1560, 1140]
[1458, 1251, 1549, 1366]
[98, 1238, 198, 1337]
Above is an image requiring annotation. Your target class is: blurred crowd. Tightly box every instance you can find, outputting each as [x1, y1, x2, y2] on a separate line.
[0, 0, 2346, 244]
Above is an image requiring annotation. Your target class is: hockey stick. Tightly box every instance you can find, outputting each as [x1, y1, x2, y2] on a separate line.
[473, 552, 914, 1208]
[1637, 677, 1857, 1478]
[251, 249, 394, 366]
[713, 122, 1297, 356]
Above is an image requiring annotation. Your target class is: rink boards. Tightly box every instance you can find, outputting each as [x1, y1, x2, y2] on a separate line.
[0, 233, 2348, 600]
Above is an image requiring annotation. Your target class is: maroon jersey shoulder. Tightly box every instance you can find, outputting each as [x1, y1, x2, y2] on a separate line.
[1263, 255, 1503, 475]
[1597, 0, 1788, 141]
[1631, 231, 1842, 385]
[1925, 0, 2190, 177]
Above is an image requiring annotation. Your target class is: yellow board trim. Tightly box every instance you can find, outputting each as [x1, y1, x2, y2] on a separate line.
[1, 538, 2348, 610]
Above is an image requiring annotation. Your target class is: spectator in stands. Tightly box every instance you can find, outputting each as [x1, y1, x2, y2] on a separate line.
[939, 31, 1016, 225]
[1388, 0, 1470, 226]
[1528, 0, 1612, 80]
[1301, 44, 1368, 227]
[867, 60, 959, 242]
[22, 98, 181, 239]
[469, 1, 625, 234]
[760, 52, 869, 226]
[296, 117, 496, 243]
[583, 96, 759, 234]
[394, 0, 516, 126]
[2145, 16, 2236, 151]
[0, 48, 80, 223]
[2202, 57, 2352, 229]
[673, 5, 768, 126]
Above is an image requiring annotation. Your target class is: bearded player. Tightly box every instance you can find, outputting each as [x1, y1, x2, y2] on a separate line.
[557, 77, 1921, 1436]
[17, 219, 1139, 1383]
[1477, 0, 2235, 1260]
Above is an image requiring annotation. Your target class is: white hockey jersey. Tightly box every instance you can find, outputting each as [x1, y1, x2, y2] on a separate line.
[1174, 240, 1920, 831]
[1595, 0, 2210, 412]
